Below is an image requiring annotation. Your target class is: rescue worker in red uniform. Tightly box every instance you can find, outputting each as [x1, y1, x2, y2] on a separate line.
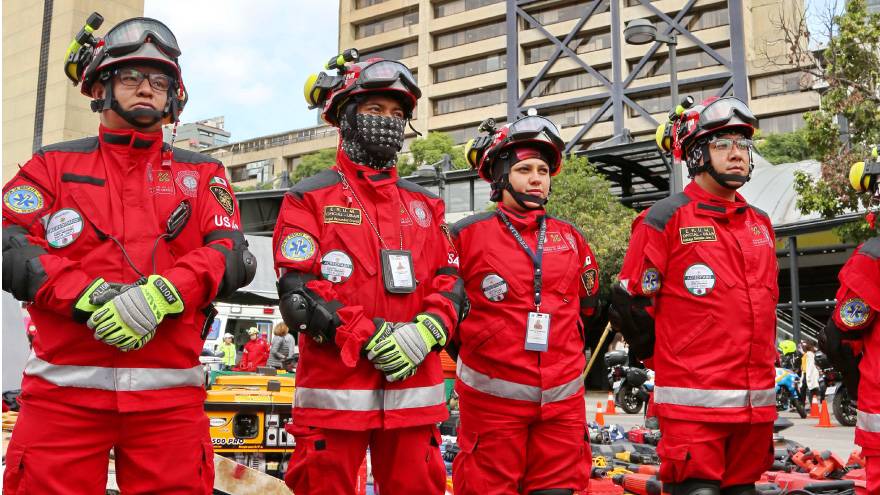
[612, 97, 778, 495]
[820, 153, 880, 494]
[450, 116, 600, 495]
[1, 17, 255, 494]
[237, 327, 270, 371]
[275, 52, 466, 494]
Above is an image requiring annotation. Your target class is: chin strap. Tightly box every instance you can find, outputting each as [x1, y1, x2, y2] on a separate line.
[687, 141, 753, 190]
[504, 182, 547, 209]
[90, 79, 173, 129]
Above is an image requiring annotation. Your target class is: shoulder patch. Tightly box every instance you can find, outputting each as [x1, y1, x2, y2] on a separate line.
[171, 147, 222, 165]
[288, 169, 341, 199]
[38, 137, 99, 155]
[396, 179, 440, 200]
[645, 192, 691, 232]
[451, 211, 496, 236]
[859, 237, 880, 259]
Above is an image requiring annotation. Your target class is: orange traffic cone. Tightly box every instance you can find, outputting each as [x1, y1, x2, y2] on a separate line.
[815, 399, 834, 428]
[606, 391, 616, 415]
[595, 401, 605, 426]
[809, 396, 820, 418]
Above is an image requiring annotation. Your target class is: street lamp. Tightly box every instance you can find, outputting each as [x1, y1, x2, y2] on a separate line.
[625, 18, 682, 193]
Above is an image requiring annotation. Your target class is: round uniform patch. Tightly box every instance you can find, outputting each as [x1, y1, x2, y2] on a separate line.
[281, 232, 316, 262]
[481, 274, 508, 302]
[321, 250, 354, 283]
[641, 268, 661, 295]
[839, 298, 871, 328]
[45, 208, 84, 248]
[409, 200, 431, 228]
[683, 263, 716, 297]
[4, 185, 44, 214]
[175, 170, 199, 198]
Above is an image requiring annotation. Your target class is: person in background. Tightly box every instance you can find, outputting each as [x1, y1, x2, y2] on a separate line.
[237, 327, 269, 371]
[217, 333, 237, 371]
[801, 343, 821, 408]
[267, 322, 293, 370]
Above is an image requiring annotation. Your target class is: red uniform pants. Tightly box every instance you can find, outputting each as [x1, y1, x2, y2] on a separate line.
[3, 397, 214, 494]
[284, 423, 446, 495]
[657, 417, 774, 489]
[452, 393, 590, 494]
[866, 455, 879, 495]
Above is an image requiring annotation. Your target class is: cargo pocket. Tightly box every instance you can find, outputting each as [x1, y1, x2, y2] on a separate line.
[426, 425, 448, 492]
[452, 429, 487, 495]
[284, 429, 330, 495]
[657, 441, 690, 484]
[3, 442, 27, 495]
[578, 426, 592, 488]
[199, 439, 215, 494]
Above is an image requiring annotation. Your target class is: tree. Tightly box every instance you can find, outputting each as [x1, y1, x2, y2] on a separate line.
[401, 131, 470, 177]
[546, 155, 638, 298]
[754, 127, 821, 165]
[771, 0, 880, 241]
[292, 148, 336, 183]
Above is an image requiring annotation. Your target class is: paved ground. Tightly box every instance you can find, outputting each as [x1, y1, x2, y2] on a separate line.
[583, 391, 860, 458]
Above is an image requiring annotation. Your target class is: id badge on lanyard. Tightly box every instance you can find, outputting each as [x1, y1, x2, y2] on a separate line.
[381, 249, 416, 293]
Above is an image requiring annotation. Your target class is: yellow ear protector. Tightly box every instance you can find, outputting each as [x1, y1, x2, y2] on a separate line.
[303, 73, 323, 108]
[303, 71, 345, 109]
[465, 134, 497, 168]
[656, 121, 672, 152]
[850, 147, 880, 193]
[64, 12, 104, 84]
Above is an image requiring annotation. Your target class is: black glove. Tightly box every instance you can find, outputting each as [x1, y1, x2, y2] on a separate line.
[279, 289, 342, 345]
[818, 316, 862, 401]
[609, 283, 655, 361]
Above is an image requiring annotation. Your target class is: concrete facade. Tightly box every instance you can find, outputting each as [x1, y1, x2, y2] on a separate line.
[3, 0, 144, 183]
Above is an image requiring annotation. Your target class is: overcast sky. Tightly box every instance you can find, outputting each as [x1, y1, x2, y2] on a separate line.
[145, 1, 340, 142]
[145, 0, 840, 144]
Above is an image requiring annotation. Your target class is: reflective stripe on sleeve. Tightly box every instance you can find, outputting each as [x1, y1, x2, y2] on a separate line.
[294, 383, 445, 412]
[857, 410, 880, 433]
[25, 353, 204, 391]
[654, 385, 776, 408]
[457, 358, 582, 405]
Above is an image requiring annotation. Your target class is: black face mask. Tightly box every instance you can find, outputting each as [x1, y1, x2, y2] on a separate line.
[340, 112, 406, 170]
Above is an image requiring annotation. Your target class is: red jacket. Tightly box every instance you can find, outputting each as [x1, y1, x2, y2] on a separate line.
[238, 338, 270, 371]
[2, 126, 241, 412]
[618, 182, 778, 423]
[832, 236, 880, 453]
[451, 206, 599, 419]
[272, 149, 462, 430]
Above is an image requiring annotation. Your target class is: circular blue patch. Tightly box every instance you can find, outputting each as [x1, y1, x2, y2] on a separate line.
[641, 268, 661, 295]
[281, 232, 316, 261]
[3, 185, 43, 214]
[840, 298, 871, 328]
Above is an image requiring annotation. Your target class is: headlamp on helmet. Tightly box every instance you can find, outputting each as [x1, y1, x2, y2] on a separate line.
[64, 12, 104, 85]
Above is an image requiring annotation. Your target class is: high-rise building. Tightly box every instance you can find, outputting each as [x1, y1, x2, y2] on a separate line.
[3, 0, 144, 182]
[163, 116, 232, 151]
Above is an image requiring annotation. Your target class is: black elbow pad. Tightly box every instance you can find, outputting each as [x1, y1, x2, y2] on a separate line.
[205, 230, 257, 299]
[608, 283, 655, 361]
[278, 271, 342, 344]
[2, 225, 48, 302]
[819, 316, 862, 400]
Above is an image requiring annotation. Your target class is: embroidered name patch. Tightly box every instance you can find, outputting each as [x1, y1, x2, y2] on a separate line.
[324, 206, 362, 225]
[679, 226, 717, 244]
[210, 185, 235, 216]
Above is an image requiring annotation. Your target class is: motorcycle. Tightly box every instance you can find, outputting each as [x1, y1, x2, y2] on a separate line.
[816, 351, 858, 427]
[604, 350, 654, 415]
[775, 367, 808, 418]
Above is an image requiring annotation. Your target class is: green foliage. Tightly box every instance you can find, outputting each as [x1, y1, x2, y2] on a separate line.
[546, 155, 638, 297]
[292, 148, 336, 183]
[792, 0, 880, 242]
[403, 131, 470, 177]
[754, 127, 821, 165]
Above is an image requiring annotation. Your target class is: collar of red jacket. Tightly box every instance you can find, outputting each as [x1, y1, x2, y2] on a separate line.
[497, 203, 546, 231]
[336, 147, 399, 188]
[684, 181, 750, 220]
[99, 125, 164, 154]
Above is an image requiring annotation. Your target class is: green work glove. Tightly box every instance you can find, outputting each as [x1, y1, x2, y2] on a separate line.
[364, 314, 447, 382]
[73, 278, 128, 323]
[88, 275, 184, 351]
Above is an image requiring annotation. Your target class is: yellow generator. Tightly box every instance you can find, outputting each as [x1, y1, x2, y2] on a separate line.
[205, 375, 295, 478]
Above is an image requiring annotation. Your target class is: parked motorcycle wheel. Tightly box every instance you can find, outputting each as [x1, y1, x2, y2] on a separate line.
[616, 386, 644, 414]
[793, 395, 807, 419]
[776, 388, 792, 412]
[833, 386, 857, 427]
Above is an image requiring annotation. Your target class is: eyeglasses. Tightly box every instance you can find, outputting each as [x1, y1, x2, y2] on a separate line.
[104, 17, 180, 58]
[112, 68, 175, 91]
[709, 137, 753, 151]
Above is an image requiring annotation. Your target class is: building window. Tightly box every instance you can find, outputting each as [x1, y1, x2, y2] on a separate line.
[355, 8, 419, 39]
[360, 40, 418, 60]
[624, 0, 657, 6]
[434, 19, 506, 50]
[356, 0, 389, 7]
[631, 45, 730, 80]
[433, 87, 507, 115]
[751, 72, 812, 99]
[523, 30, 611, 64]
[522, 0, 609, 28]
[434, 52, 506, 83]
[758, 113, 806, 134]
[434, 0, 503, 18]
[524, 67, 612, 98]
[628, 84, 724, 117]
[544, 102, 611, 128]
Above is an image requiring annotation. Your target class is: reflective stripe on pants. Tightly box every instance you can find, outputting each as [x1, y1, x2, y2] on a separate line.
[294, 383, 445, 411]
[654, 385, 776, 408]
[25, 353, 205, 391]
[858, 410, 880, 433]
[456, 358, 583, 405]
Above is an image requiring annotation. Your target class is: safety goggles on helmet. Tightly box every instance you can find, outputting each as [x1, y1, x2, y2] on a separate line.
[698, 97, 757, 131]
[506, 116, 564, 150]
[103, 17, 180, 59]
[357, 60, 421, 98]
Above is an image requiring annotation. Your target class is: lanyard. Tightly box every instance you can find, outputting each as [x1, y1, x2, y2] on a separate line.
[496, 209, 546, 310]
[337, 169, 404, 250]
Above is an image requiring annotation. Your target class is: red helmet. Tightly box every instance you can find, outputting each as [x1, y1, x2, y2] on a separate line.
[465, 115, 565, 182]
[305, 58, 421, 127]
[675, 96, 756, 154]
